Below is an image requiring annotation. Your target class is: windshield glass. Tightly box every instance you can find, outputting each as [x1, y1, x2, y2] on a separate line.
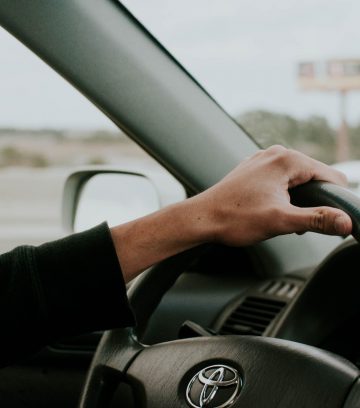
[122, 1, 360, 178]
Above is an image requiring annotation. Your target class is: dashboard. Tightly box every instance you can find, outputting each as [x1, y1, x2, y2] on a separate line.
[2, 232, 359, 407]
[141, 236, 360, 370]
[33, 232, 359, 372]
[143, 243, 304, 344]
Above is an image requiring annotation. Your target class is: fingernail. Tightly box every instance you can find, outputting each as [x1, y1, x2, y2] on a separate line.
[335, 215, 349, 235]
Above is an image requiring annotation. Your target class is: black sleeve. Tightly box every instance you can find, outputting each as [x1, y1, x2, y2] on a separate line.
[0, 222, 135, 366]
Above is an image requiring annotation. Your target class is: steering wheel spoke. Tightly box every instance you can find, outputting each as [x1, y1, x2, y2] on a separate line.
[79, 328, 143, 408]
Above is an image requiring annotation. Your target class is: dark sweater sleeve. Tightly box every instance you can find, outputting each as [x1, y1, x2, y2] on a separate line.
[0, 222, 135, 366]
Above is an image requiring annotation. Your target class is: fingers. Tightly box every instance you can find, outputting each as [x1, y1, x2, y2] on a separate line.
[285, 205, 352, 236]
[263, 145, 348, 188]
[299, 154, 348, 187]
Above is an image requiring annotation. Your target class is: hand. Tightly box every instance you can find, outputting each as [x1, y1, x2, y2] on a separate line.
[112, 145, 352, 282]
[195, 145, 352, 246]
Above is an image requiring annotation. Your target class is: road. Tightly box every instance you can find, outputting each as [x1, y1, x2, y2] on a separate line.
[0, 162, 183, 253]
[0, 168, 68, 252]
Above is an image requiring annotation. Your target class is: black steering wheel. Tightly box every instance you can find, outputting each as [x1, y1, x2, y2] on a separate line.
[78, 181, 360, 408]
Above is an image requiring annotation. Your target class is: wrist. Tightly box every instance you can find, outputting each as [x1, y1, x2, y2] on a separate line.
[110, 195, 218, 282]
[183, 193, 220, 244]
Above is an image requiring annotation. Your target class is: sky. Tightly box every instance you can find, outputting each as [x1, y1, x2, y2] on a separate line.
[0, 0, 360, 130]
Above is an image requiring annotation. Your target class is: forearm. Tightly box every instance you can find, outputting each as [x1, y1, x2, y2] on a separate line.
[111, 195, 215, 282]
[111, 146, 353, 284]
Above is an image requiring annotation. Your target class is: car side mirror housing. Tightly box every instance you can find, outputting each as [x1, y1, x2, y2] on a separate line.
[62, 170, 162, 233]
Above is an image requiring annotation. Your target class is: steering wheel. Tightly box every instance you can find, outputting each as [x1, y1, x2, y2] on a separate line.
[78, 181, 360, 408]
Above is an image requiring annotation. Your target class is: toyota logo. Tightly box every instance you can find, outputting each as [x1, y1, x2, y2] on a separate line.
[186, 364, 242, 408]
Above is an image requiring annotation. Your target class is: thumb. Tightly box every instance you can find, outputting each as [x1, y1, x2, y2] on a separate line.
[287, 206, 352, 236]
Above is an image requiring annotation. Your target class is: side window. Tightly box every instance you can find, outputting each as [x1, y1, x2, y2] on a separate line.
[0, 27, 183, 252]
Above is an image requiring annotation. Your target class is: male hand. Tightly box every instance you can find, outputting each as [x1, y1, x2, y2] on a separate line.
[195, 145, 352, 247]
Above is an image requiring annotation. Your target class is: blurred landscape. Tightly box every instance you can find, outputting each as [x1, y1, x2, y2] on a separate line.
[0, 109, 353, 169]
[238, 110, 360, 165]
[0, 128, 150, 252]
[0, 128, 147, 168]
[0, 110, 357, 252]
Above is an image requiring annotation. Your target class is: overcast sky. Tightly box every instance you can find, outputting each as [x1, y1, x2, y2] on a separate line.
[1, 0, 360, 130]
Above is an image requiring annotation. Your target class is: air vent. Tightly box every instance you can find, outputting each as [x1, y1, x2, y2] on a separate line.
[220, 296, 286, 336]
[261, 280, 300, 299]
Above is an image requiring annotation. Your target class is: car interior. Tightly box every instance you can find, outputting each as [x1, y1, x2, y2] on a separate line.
[0, 1, 360, 407]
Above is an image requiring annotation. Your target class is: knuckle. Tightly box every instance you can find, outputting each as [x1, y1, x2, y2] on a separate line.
[267, 145, 287, 156]
[336, 170, 348, 186]
[287, 148, 301, 161]
[310, 209, 325, 232]
[267, 145, 291, 167]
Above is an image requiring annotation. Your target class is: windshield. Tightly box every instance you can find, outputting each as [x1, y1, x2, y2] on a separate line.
[122, 0, 360, 173]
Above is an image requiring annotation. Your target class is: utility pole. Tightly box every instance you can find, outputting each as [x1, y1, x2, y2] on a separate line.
[298, 59, 360, 163]
[337, 90, 349, 162]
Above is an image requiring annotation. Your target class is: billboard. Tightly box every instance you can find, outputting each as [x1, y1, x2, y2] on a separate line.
[298, 59, 360, 91]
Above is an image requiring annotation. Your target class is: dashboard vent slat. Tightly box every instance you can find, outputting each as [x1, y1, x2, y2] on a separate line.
[236, 305, 277, 318]
[220, 296, 286, 336]
[261, 280, 300, 299]
[225, 317, 268, 330]
[229, 312, 270, 325]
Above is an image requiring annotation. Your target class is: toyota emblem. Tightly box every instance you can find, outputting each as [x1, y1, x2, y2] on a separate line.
[186, 364, 242, 408]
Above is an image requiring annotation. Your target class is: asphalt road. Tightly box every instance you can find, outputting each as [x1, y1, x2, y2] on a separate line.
[0, 168, 67, 252]
[0, 162, 183, 253]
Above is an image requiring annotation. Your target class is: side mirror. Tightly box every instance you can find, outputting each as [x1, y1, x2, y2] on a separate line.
[62, 170, 162, 233]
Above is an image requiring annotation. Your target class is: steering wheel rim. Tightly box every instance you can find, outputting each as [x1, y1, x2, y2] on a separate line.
[290, 181, 360, 240]
[79, 181, 360, 408]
